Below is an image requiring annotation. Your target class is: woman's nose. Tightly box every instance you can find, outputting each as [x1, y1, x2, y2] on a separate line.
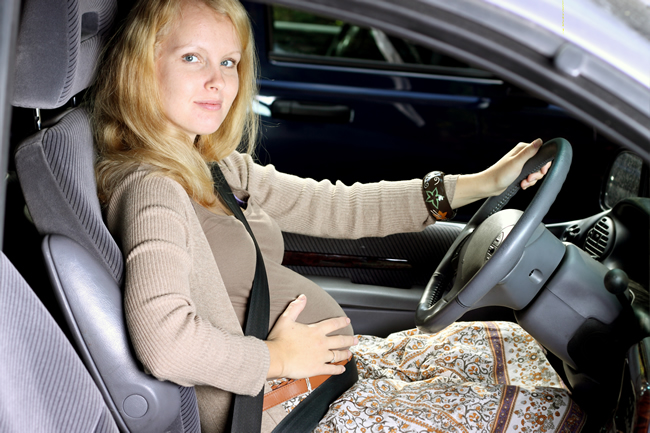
[206, 67, 225, 91]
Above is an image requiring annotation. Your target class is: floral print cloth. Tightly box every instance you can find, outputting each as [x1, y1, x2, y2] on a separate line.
[276, 322, 586, 432]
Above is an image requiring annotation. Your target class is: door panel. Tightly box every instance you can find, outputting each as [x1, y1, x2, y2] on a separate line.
[282, 223, 464, 336]
[282, 222, 463, 289]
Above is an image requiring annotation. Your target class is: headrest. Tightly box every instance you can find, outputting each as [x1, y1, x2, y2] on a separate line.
[12, 0, 117, 109]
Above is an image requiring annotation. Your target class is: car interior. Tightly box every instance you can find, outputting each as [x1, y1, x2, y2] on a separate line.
[2, 0, 649, 432]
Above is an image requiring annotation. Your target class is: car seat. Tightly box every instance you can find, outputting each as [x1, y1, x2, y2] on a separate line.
[12, 0, 201, 431]
[0, 251, 118, 433]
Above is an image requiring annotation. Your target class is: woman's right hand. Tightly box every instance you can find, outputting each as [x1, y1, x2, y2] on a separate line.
[265, 294, 358, 380]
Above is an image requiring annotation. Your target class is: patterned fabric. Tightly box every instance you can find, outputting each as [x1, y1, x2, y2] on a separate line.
[272, 322, 585, 432]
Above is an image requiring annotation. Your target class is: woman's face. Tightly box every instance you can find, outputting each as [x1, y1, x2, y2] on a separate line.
[155, 2, 241, 141]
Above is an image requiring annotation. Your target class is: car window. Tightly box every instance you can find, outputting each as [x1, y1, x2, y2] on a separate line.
[269, 5, 490, 76]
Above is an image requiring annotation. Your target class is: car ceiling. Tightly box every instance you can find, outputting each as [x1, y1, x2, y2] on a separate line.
[592, 0, 650, 41]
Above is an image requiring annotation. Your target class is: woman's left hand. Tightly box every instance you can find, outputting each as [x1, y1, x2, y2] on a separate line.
[265, 295, 358, 380]
[450, 138, 552, 209]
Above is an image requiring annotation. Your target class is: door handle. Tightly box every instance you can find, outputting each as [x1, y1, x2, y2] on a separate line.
[271, 100, 353, 123]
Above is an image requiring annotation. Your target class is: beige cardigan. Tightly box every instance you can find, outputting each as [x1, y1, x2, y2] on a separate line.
[106, 151, 442, 432]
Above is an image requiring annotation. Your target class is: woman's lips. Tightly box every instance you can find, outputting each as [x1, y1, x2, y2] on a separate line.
[195, 101, 222, 111]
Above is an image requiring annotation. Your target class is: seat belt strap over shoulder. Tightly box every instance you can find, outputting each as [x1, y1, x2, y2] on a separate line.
[211, 164, 269, 433]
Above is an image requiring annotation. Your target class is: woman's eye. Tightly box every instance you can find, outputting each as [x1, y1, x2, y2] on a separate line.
[183, 54, 199, 63]
[221, 59, 237, 68]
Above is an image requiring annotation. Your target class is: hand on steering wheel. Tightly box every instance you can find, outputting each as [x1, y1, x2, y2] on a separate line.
[416, 138, 572, 334]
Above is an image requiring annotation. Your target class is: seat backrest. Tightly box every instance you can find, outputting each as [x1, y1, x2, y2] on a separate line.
[0, 251, 118, 433]
[15, 107, 123, 282]
[12, 1, 201, 431]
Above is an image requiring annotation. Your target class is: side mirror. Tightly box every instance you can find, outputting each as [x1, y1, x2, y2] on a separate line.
[602, 151, 647, 209]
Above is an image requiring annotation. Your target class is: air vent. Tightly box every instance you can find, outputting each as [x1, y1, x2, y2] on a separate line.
[584, 217, 615, 260]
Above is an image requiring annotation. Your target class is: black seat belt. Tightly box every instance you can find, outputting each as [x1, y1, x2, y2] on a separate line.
[211, 164, 268, 433]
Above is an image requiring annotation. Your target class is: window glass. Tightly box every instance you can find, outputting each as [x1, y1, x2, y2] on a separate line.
[270, 5, 474, 70]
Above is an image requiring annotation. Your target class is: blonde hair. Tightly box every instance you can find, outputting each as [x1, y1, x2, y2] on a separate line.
[92, 0, 258, 207]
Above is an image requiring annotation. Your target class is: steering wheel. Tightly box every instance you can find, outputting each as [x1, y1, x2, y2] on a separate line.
[416, 138, 573, 334]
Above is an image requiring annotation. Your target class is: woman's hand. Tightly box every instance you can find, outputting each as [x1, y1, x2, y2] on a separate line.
[451, 138, 552, 209]
[486, 138, 552, 193]
[265, 295, 358, 380]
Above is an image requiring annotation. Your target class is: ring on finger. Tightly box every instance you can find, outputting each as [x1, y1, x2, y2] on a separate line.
[329, 349, 335, 363]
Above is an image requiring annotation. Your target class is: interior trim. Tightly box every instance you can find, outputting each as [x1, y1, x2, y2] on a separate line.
[310, 275, 423, 311]
[283, 251, 411, 270]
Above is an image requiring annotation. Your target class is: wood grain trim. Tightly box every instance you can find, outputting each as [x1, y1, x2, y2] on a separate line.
[282, 251, 411, 270]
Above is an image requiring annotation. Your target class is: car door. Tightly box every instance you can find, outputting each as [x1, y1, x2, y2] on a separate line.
[244, 1, 616, 224]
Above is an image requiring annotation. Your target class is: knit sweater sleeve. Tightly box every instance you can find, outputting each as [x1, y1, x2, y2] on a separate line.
[220, 152, 444, 239]
[106, 170, 268, 396]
